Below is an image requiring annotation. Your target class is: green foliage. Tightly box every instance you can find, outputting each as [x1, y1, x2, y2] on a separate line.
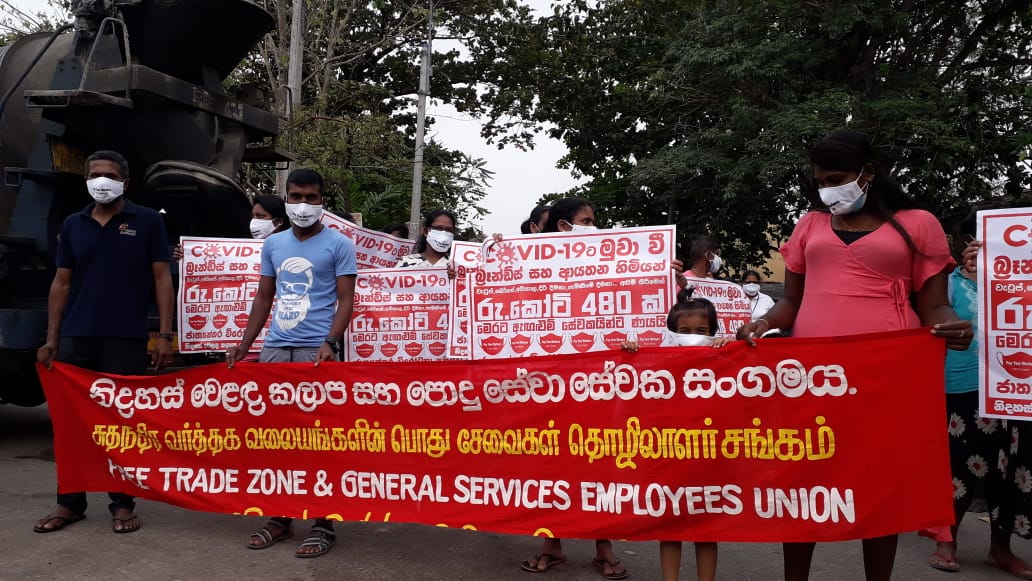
[0, 0, 66, 42]
[235, 0, 526, 236]
[471, 0, 1032, 273]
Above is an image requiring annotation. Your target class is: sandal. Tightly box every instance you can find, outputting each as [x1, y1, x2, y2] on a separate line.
[33, 511, 85, 533]
[593, 557, 629, 580]
[295, 526, 335, 558]
[520, 553, 567, 573]
[248, 520, 292, 550]
[112, 513, 140, 534]
[928, 552, 960, 573]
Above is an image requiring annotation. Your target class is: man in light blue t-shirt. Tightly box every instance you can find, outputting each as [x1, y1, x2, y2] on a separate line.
[227, 168, 356, 559]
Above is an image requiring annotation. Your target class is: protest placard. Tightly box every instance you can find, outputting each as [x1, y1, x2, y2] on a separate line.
[468, 227, 675, 358]
[447, 241, 484, 359]
[40, 329, 952, 542]
[978, 208, 1032, 418]
[178, 237, 265, 353]
[681, 277, 753, 337]
[321, 211, 414, 270]
[349, 267, 452, 362]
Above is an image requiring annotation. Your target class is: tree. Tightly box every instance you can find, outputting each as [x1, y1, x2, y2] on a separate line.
[236, 0, 529, 234]
[2, 0, 515, 235]
[471, 0, 1032, 271]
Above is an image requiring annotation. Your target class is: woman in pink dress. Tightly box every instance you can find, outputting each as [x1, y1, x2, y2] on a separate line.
[736, 130, 972, 581]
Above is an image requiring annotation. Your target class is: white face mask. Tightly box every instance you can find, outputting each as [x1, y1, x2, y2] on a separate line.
[670, 333, 715, 347]
[86, 177, 124, 204]
[743, 283, 760, 296]
[285, 202, 323, 228]
[819, 171, 868, 215]
[708, 253, 723, 274]
[426, 229, 454, 253]
[562, 220, 597, 232]
[250, 218, 277, 239]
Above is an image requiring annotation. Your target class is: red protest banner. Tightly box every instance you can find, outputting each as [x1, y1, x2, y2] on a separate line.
[178, 237, 265, 353]
[979, 208, 1032, 418]
[470, 227, 675, 358]
[350, 267, 453, 362]
[40, 329, 951, 542]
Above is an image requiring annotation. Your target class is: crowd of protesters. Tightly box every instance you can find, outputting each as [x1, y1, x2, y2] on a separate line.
[30, 130, 1032, 580]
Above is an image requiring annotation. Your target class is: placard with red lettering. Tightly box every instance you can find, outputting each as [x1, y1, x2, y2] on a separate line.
[469, 227, 675, 359]
[448, 241, 484, 359]
[683, 277, 753, 337]
[349, 268, 452, 362]
[979, 208, 1032, 418]
[178, 237, 264, 352]
[321, 211, 414, 270]
[39, 329, 953, 542]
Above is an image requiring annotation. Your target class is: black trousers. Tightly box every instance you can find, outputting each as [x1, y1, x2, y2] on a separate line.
[54, 336, 148, 515]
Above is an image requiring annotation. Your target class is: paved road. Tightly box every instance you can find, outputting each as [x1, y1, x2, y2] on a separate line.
[1, 403, 1028, 580]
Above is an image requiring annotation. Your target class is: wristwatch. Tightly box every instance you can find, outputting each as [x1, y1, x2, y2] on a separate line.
[157, 333, 174, 341]
[324, 337, 342, 354]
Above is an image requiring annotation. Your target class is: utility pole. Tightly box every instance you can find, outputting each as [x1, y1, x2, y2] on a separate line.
[408, 0, 434, 238]
[277, 0, 305, 197]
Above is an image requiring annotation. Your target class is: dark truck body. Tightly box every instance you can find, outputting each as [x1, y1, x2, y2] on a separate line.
[0, 0, 284, 404]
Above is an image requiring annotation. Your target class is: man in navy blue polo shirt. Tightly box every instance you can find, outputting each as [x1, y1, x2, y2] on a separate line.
[34, 150, 174, 535]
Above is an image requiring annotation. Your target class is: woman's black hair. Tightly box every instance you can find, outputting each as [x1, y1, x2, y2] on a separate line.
[809, 130, 921, 253]
[742, 269, 762, 282]
[253, 195, 290, 233]
[529, 204, 551, 225]
[667, 287, 719, 336]
[415, 208, 457, 253]
[520, 219, 532, 234]
[384, 222, 409, 239]
[543, 197, 593, 233]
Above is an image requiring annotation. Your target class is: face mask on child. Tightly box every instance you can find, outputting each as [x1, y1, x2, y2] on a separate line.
[669, 333, 715, 347]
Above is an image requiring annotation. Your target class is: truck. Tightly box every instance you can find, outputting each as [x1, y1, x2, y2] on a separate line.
[0, 0, 285, 405]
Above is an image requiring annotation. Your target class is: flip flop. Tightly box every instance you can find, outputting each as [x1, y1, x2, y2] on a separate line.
[248, 521, 293, 550]
[112, 514, 140, 534]
[928, 552, 960, 573]
[520, 554, 567, 573]
[33, 512, 85, 533]
[295, 526, 335, 558]
[593, 557, 629, 580]
[985, 556, 1032, 580]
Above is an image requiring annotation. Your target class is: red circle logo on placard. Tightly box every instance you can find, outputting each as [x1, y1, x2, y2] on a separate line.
[539, 333, 564, 353]
[510, 335, 532, 354]
[571, 332, 595, 353]
[480, 335, 505, 355]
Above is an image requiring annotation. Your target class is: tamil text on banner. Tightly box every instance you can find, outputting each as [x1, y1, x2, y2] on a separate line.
[178, 237, 264, 353]
[470, 227, 675, 359]
[979, 208, 1032, 418]
[40, 329, 952, 542]
[321, 211, 413, 269]
[682, 277, 752, 337]
[448, 240, 484, 359]
[349, 267, 452, 362]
